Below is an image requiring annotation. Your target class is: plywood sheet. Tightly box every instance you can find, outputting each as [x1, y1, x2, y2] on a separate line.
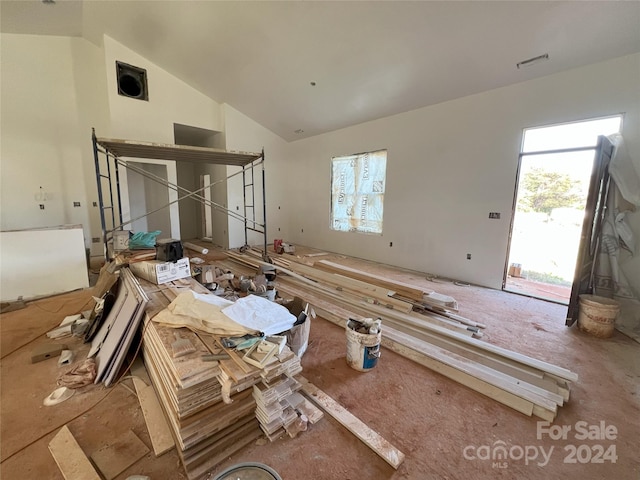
[48, 426, 101, 480]
[90, 430, 149, 480]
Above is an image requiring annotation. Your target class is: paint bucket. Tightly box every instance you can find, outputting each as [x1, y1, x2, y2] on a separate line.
[578, 294, 619, 339]
[346, 323, 381, 372]
[213, 462, 282, 480]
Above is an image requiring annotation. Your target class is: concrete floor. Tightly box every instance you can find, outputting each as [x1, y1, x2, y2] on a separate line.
[1, 250, 638, 479]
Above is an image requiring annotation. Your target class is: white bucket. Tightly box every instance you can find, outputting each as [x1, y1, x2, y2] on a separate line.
[578, 294, 619, 339]
[346, 326, 381, 372]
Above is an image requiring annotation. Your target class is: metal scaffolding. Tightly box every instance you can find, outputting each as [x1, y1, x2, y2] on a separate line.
[92, 129, 267, 260]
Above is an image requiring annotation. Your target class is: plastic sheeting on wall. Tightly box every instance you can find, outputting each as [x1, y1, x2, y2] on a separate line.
[331, 149, 387, 234]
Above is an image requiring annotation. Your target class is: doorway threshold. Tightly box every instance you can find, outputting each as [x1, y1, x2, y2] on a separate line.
[504, 275, 570, 304]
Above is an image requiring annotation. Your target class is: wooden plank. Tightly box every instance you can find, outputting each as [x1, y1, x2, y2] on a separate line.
[133, 376, 175, 457]
[48, 426, 101, 480]
[215, 337, 254, 376]
[380, 330, 541, 418]
[314, 304, 539, 418]
[279, 273, 570, 403]
[90, 430, 149, 480]
[383, 328, 560, 412]
[314, 259, 426, 301]
[277, 276, 474, 338]
[298, 397, 324, 424]
[298, 376, 405, 470]
[288, 262, 414, 313]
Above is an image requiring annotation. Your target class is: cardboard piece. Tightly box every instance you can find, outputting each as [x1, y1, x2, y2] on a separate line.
[129, 257, 191, 285]
[284, 297, 311, 357]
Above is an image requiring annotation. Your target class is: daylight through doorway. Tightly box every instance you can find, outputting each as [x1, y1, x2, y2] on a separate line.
[504, 116, 622, 303]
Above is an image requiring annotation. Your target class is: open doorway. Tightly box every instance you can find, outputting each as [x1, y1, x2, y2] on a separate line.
[504, 116, 622, 303]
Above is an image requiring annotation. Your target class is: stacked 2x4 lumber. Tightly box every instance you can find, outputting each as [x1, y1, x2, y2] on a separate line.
[313, 259, 426, 301]
[313, 259, 459, 311]
[224, 251, 577, 421]
[227, 250, 478, 337]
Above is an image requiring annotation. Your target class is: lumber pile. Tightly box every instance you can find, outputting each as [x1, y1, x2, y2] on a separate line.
[253, 375, 304, 440]
[138, 276, 306, 479]
[142, 319, 260, 479]
[223, 250, 578, 422]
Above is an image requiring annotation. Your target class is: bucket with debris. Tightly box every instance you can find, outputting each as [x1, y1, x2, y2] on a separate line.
[346, 318, 381, 372]
[578, 294, 619, 339]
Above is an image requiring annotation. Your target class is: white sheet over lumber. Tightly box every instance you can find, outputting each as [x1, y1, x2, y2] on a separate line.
[298, 376, 405, 469]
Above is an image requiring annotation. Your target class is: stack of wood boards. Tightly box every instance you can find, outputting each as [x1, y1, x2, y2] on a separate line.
[252, 375, 303, 440]
[223, 250, 578, 422]
[90, 268, 148, 387]
[136, 275, 305, 479]
[142, 319, 260, 479]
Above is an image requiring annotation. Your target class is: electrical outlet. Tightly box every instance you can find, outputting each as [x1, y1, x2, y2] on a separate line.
[389, 242, 393, 247]
[73, 201, 81, 207]
[467, 253, 472, 260]
[489, 212, 500, 219]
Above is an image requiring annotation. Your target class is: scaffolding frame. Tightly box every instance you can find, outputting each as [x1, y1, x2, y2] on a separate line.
[91, 129, 268, 260]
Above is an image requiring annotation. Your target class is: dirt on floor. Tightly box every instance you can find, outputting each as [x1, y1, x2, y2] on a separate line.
[1, 248, 639, 480]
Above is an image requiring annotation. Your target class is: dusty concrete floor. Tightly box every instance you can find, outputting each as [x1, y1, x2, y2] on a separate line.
[1, 249, 638, 479]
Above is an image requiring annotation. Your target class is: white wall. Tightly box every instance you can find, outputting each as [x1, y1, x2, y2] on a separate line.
[286, 53, 640, 289]
[102, 36, 224, 239]
[223, 104, 292, 249]
[103, 36, 222, 143]
[3, 32, 637, 296]
[0, 35, 104, 249]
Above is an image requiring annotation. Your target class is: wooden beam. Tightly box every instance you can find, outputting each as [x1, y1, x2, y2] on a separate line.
[314, 260, 427, 301]
[311, 302, 556, 420]
[288, 262, 414, 313]
[48, 426, 101, 480]
[298, 376, 405, 469]
[133, 376, 175, 456]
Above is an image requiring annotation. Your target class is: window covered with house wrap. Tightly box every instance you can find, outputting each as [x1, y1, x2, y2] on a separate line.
[331, 149, 387, 234]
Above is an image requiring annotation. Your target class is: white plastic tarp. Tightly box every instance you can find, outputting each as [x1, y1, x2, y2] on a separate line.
[331, 150, 386, 234]
[221, 295, 296, 336]
[153, 291, 256, 336]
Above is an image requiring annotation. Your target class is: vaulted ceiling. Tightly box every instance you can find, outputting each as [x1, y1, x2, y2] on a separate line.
[2, 1, 640, 141]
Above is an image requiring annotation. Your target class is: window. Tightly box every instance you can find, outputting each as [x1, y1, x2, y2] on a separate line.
[521, 116, 622, 152]
[330, 149, 387, 234]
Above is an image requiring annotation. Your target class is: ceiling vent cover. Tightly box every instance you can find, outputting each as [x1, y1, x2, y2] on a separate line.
[116, 61, 148, 101]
